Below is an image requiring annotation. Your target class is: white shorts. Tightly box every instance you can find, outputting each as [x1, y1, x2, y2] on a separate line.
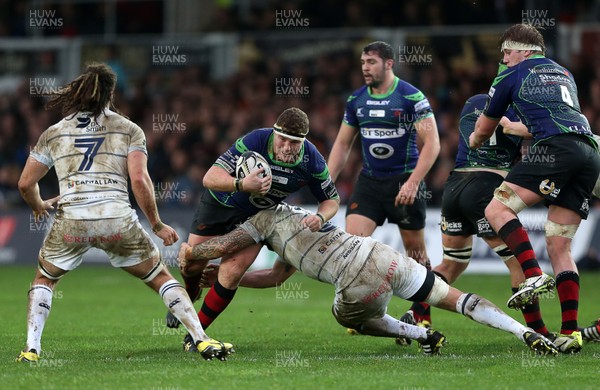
[39, 210, 159, 271]
[332, 242, 431, 326]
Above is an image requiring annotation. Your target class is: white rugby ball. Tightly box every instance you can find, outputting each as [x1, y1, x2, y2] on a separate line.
[235, 151, 272, 180]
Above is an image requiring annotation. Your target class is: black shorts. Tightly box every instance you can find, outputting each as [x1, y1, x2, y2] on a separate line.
[441, 171, 504, 237]
[506, 134, 600, 219]
[346, 172, 427, 230]
[189, 189, 254, 236]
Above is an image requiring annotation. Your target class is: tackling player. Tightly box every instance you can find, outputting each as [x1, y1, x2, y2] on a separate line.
[179, 203, 558, 356]
[470, 23, 600, 353]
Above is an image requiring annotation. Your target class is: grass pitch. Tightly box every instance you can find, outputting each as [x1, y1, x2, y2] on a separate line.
[1, 266, 599, 390]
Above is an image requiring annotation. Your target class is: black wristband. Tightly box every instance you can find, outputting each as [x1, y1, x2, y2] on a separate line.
[316, 213, 325, 224]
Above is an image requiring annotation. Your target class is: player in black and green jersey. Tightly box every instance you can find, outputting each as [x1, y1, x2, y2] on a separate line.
[470, 24, 600, 353]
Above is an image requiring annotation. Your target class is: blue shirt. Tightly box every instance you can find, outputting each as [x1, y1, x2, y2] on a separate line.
[211, 128, 338, 212]
[485, 55, 594, 145]
[455, 94, 521, 170]
[343, 77, 434, 177]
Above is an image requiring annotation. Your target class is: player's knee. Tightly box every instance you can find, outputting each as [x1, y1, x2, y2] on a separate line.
[544, 220, 578, 240]
[140, 260, 165, 284]
[492, 183, 527, 215]
[424, 274, 450, 306]
[443, 245, 472, 264]
[331, 306, 360, 330]
[37, 259, 66, 282]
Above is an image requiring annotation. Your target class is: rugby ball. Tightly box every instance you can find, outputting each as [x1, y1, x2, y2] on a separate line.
[235, 151, 272, 180]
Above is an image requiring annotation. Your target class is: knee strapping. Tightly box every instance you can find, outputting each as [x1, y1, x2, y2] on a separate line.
[425, 275, 450, 306]
[492, 244, 514, 262]
[38, 262, 65, 281]
[443, 246, 472, 263]
[544, 220, 578, 239]
[493, 183, 527, 214]
[141, 260, 164, 283]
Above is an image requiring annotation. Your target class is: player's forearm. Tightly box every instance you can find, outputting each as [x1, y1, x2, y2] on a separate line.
[19, 182, 45, 211]
[203, 165, 238, 192]
[327, 144, 352, 182]
[239, 269, 279, 288]
[187, 228, 257, 262]
[316, 198, 340, 222]
[131, 174, 160, 226]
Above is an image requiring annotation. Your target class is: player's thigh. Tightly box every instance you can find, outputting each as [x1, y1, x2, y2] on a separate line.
[345, 173, 387, 228]
[189, 189, 253, 237]
[345, 214, 377, 236]
[332, 287, 390, 328]
[39, 217, 89, 272]
[99, 216, 160, 270]
[218, 243, 263, 287]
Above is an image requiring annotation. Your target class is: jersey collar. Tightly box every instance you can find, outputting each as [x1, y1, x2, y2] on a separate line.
[367, 76, 398, 99]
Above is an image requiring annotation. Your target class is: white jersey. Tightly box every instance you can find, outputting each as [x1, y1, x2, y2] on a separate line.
[240, 204, 377, 291]
[31, 109, 146, 219]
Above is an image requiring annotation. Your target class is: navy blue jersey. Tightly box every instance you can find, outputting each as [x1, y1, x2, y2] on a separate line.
[485, 55, 595, 145]
[211, 128, 338, 212]
[343, 77, 434, 177]
[455, 94, 521, 170]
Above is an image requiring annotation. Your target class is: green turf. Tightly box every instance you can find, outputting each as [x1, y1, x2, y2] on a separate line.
[1, 266, 599, 390]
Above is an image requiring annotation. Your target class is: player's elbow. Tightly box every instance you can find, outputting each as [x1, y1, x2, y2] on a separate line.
[17, 177, 33, 194]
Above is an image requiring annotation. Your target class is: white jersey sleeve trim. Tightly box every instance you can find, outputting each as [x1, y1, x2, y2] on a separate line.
[30, 151, 53, 168]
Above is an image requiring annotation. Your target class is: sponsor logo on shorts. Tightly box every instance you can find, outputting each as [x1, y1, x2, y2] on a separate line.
[580, 198, 590, 213]
[441, 217, 462, 233]
[539, 179, 560, 197]
[63, 233, 123, 243]
[361, 260, 398, 304]
[476, 217, 493, 235]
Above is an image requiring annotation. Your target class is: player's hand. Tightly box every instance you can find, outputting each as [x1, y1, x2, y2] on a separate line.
[32, 195, 60, 222]
[240, 168, 272, 195]
[200, 264, 220, 287]
[469, 132, 483, 149]
[395, 180, 419, 206]
[155, 223, 179, 246]
[178, 242, 192, 274]
[302, 214, 323, 232]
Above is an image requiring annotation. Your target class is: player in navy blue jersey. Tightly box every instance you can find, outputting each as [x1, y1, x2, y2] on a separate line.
[433, 92, 551, 339]
[470, 24, 600, 353]
[328, 41, 440, 329]
[173, 107, 340, 333]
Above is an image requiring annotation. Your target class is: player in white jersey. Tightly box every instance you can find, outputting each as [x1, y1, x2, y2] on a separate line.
[178, 203, 558, 356]
[16, 63, 232, 362]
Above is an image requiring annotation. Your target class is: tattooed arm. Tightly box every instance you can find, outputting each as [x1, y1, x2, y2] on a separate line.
[183, 227, 257, 263]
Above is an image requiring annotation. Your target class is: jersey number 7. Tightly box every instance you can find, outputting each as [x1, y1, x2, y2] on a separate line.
[74, 137, 105, 171]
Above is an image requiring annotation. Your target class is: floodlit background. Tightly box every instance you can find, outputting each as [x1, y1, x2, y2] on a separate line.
[1, 0, 600, 270]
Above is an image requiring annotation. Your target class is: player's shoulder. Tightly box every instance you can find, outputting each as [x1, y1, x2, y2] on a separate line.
[461, 94, 489, 116]
[395, 78, 427, 101]
[346, 85, 369, 103]
[238, 128, 272, 153]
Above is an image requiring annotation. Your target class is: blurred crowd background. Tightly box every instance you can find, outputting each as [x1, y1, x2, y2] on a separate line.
[1, 0, 600, 210]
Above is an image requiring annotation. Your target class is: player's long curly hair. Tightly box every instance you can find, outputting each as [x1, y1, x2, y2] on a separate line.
[45, 62, 123, 118]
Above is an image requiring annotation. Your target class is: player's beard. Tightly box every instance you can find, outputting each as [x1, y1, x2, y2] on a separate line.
[364, 69, 385, 88]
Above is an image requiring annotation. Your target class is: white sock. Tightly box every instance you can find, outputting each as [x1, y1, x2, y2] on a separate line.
[26, 285, 54, 353]
[456, 293, 526, 339]
[361, 314, 428, 341]
[159, 279, 207, 343]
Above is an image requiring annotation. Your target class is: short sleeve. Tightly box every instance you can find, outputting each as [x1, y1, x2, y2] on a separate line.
[30, 130, 53, 168]
[128, 123, 147, 155]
